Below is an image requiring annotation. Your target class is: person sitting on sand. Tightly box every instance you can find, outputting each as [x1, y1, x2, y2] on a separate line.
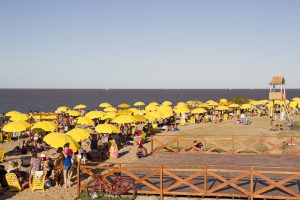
[9, 161, 29, 188]
[0, 165, 8, 189]
[243, 116, 252, 125]
[136, 144, 147, 158]
[269, 118, 275, 131]
[109, 140, 119, 159]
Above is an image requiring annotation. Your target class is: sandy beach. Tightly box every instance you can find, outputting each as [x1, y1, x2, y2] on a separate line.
[1, 115, 300, 200]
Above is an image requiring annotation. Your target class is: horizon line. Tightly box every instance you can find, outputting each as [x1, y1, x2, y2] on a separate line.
[0, 87, 300, 90]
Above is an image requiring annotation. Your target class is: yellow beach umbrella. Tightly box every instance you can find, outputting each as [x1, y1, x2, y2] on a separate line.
[216, 106, 229, 111]
[118, 110, 133, 115]
[5, 111, 22, 117]
[274, 99, 289, 105]
[118, 103, 130, 108]
[99, 102, 112, 108]
[219, 99, 228, 103]
[250, 100, 262, 106]
[197, 103, 208, 108]
[145, 105, 158, 111]
[76, 117, 94, 126]
[186, 101, 197, 106]
[10, 113, 29, 121]
[74, 104, 87, 109]
[56, 106, 69, 112]
[66, 128, 90, 142]
[240, 104, 252, 109]
[128, 108, 139, 114]
[66, 110, 81, 117]
[103, 112, 117, 120]
[258, 99, 269, 105]
[2, 121, 32, 132]
[157, 105, 173, 113]
[229, 104, 240, 108]
[104, 107, 117, 112]
[135, 110, 147, 115]
[174, 107, 190, 114]
[191, 108, 207, 114]
[162, 111, 173, 118]
[177, 102, 187, 107]
[146, 111, 163, 119]
[85, 110, 105, 119]
[112, 115, 134, 124]
[31, 121, 57, 132]
[134, 101, 145, 106]
[290, 101, 298, 108]
[132, 115, 147, 122]
[148, 102, 159, 107]
[44, 132, 79, 152]
[207, 101, 219, 107]
[95, 124, 119, 134]
[33, 113, 58, 120]
[162, 101, 172, 106]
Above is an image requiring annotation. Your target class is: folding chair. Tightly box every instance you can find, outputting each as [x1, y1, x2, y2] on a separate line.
[0, 149, 4, 163]
[30, 171, 46, 192]
[5, 173, 22, 192]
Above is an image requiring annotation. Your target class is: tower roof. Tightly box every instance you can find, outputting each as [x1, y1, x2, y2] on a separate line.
[269, 76, 285, 85]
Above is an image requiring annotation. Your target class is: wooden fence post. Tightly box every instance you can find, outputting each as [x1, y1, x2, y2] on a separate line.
[177, 135, 179, 152]
[77, 161, 81, 198]
[250, 166, 254, 200]
[232, 135, 235, 154]
[204, 165, 207, 196]
[151, 136, 154, 154]
[160, 165, 164, 200]
[291, 136, 294, 155]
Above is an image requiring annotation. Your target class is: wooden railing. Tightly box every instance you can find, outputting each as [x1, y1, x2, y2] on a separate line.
[77, 162, 300, 200]
[151, 135, 300, 156]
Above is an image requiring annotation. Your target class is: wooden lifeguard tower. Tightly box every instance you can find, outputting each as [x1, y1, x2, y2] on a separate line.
[269, 76, 294, 124]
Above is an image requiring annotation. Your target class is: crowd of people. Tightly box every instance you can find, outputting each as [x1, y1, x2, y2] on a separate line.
[0, 100, 298, 195]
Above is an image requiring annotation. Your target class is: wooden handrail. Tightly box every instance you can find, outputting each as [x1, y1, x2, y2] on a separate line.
[78, 162, 300, 199]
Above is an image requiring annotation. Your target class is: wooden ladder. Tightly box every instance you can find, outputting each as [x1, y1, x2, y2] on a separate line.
[283, 100, 294, 124]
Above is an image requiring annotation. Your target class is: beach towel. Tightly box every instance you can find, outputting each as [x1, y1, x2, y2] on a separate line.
[35, 171, 43, 179]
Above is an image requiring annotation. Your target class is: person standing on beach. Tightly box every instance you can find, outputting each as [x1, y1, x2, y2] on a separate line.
[63, 143, 73, 188]
[54, 147, 65, 187]
[29, 151, 41, 185]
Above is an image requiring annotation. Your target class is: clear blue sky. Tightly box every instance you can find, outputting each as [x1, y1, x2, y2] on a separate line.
[0, 0, 299, 89]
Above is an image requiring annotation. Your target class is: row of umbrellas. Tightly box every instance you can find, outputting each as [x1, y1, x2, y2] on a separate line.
[2, 98, 300, 151]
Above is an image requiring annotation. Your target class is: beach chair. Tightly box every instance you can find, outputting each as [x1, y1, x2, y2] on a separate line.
[4, 132, 12, 142]
[5, 173, 22, 192]
[152, 123, 158, 129]
[0, 149, 4, 163]
[30, 171, 46, 192]
[180, 120, 185, 126]
[223, 114, 229, 120]
[189, 118, 196, 124]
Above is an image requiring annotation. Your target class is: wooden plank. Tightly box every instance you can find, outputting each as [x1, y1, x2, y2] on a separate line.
[253, 173, 300, 197]
[207, 171, 250, 195]
[163, 169, 205, 194]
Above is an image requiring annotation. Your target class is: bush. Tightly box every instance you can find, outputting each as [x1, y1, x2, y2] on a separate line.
[229, 96, 249, 105]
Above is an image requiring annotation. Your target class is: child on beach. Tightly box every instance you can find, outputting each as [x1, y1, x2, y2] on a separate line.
[109, 140, 118, 159]
[29, 151, 41, 185]
[136, 144, 147, 158]
[63, 143, 73, 188]
[54, 147, 65, 187]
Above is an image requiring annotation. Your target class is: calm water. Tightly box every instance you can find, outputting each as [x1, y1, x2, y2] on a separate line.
[0, 89, 299, 113]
